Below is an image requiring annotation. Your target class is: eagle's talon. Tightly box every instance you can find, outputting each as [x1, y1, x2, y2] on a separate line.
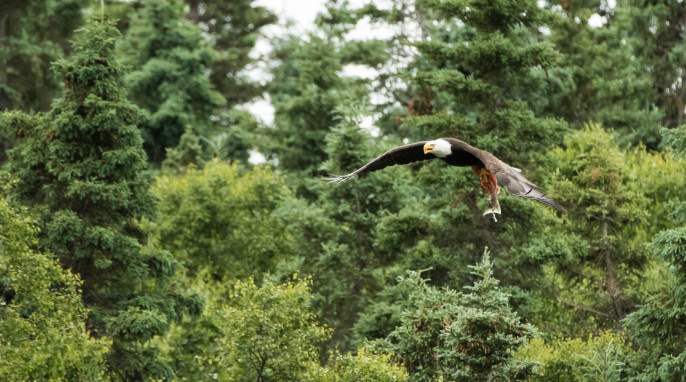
[483, 208, 500, 222]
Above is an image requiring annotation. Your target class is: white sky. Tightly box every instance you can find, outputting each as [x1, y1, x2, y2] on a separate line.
[254, 0, 328, 33]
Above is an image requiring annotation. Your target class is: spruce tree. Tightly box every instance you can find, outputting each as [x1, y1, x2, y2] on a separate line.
[545, 0, 662, 147]
[350, 0, 569, 336]
[0, 0, 85, 164]
[267, 33, 370, 177]
[3, 20, 201, 381]
[183, 0, 276, 107]
[121, 0, 225, 163]
[624, 125, 686, 381]
[383, 250, 537, 381]
[0, 0, 85, 112]
[391, 0, 568, 274]
[409, 0, 566, 161]
[626, 1, 686, 129]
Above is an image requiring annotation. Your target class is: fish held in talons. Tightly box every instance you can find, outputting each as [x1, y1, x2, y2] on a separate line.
[473, 166, 501, 222]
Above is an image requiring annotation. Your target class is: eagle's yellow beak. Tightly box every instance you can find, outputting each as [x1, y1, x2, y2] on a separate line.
[423, 143, 434, 154]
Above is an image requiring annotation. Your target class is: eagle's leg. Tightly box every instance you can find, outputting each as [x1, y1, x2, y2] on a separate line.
[472, 166, 501, 221]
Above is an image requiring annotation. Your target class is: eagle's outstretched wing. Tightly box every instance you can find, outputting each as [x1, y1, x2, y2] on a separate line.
[324, 141, 435, 184]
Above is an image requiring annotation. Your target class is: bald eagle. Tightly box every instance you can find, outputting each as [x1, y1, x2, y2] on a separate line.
[324, 138, 564, 220]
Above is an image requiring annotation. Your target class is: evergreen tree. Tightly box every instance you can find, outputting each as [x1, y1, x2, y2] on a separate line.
[3, 20, 201, 381]
[0, 0, 84, 112]
[626, 1, 686, 130]
[392, 0, 568, 276]
[382, 250, 537, 381]
[547, 125, 649, 333]
[545, 0, 662, 147]
[266, 33, 371, 177]
[161, 126, 205, 171]
[121, 0, 225, 163]
[352, 0, 569, 340]
[276, 104, 417, 350]
[183, 0, 276, 108]
[624, 125, 686, 381]
[0, 0, 85, 164]
[408, 0, 566, 160]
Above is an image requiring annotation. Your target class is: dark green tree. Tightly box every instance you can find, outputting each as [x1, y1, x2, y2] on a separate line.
[183, 0, 276, 107]
[0, 0, 86, 164]
[545, 0, 662, 147]
[271, 104, 414, 349]
[0, 0, 85, 112]
[382, 250, 537, 381]
[266, 33, 372, 177]
[408, 0, 566, 159]
[625, 1, 686, 130]
[352, 0, 570, 341]
[624, 125, 686, 381]
[3, 20, 201, 381]
[120, 0, 225, 163]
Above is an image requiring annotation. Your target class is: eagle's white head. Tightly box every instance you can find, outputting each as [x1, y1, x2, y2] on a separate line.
[423, 139, 452, 158]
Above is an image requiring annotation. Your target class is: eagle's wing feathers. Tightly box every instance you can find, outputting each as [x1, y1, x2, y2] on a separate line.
[493, 167, 565, 211]
[324, 141, 433, 183]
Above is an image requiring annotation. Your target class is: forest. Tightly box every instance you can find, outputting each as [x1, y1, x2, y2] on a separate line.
[1, 0, 686, 381]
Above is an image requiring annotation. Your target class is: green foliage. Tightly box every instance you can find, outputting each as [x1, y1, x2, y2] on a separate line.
[121, 0, 225, 163]
[0, 189, 109, 381]
[546, 0, 662, 147]
[410, 0, 567, 163]
[276, 106, 417, 350]
[266, 33, 371, 176]
[4, 0, 686, 380]
[0, 0, 85, 112]
[183, 0, 276, 107]
[147, 159, 294, 279]
[624, 1, 686, 130]
[545, 125, 649, 332]
[208, 277, 330, 381]
[623, 125, 686, 382]
[3, 20, 200, 381]
[516, 331, 635, 382]
[162, 126, 205, 171]
[381, 250, 537, 381]
[160, 272, 407, 381]
[318, 346, 408, 381]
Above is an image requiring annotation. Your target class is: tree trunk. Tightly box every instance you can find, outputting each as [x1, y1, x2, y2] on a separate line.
[186, 0, 201, 24]
[602, 213, 623, 334]
[0, 11, 10, 111]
